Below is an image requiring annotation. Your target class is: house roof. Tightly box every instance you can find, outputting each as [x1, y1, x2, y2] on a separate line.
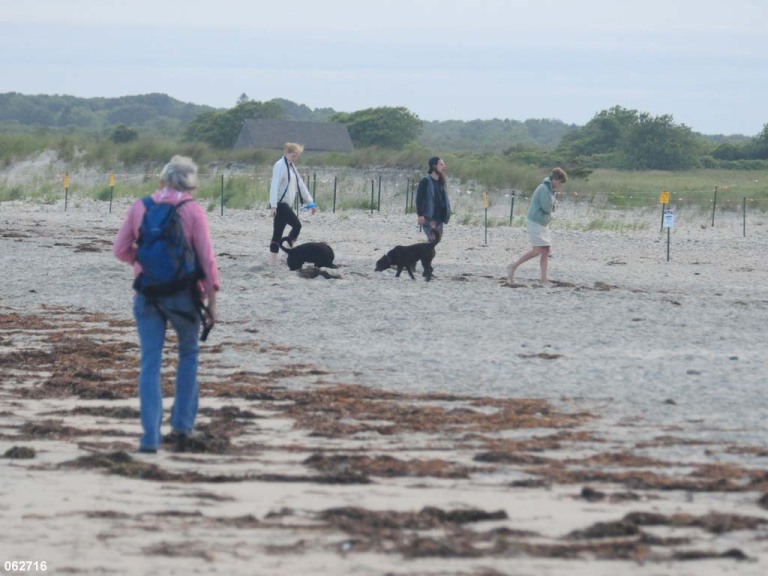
[234, 119, 354, 152]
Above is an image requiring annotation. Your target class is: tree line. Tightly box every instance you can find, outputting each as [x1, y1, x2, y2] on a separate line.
[0, 92, 765, 171]
[554, 106, 766, 171]
[0, 92, 209, 134]
[179, 94, 575, 155]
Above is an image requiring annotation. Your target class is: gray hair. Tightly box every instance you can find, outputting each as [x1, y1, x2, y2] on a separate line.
[160, 155, 199, 191]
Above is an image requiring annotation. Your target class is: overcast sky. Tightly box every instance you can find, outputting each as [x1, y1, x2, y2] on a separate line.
[2, 0, 766, 135]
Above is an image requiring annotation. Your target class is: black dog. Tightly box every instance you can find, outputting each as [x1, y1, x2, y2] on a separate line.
[375, 229, 441, 281]
[280, 237, 337, 271]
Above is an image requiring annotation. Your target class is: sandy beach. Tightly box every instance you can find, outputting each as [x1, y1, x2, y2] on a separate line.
[2, 196, 768, 575]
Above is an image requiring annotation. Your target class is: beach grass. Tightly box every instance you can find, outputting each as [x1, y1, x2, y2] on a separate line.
[2, 139, 767, 220]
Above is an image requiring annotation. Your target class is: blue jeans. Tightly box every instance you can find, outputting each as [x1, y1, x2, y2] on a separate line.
[133, 290, 200, 451]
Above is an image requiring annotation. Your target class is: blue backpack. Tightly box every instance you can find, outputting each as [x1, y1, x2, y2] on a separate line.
[133, 197, 201, 297]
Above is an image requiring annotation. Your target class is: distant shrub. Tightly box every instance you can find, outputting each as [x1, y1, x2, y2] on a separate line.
[700, 156, 720, 169]
[718, 159, 768, 170]
[110, 124, 139, 143]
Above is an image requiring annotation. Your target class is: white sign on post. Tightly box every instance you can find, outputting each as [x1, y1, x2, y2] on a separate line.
[663, 209, 675, 228]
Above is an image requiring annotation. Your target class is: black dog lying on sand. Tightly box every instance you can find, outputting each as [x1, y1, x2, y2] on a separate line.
[280, 237, 337, 271]
[375, 229, 441, 281]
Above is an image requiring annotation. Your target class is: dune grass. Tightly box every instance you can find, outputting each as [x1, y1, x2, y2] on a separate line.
[1, 136, 767, 225]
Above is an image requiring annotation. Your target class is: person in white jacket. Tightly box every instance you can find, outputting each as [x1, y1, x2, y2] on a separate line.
[268, 142, 316, 265]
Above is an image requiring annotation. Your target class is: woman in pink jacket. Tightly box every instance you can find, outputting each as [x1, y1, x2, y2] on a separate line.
[114, 155, 220, 454]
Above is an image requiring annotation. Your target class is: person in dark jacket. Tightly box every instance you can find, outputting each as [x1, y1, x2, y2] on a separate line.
[416, 156, 451, 242]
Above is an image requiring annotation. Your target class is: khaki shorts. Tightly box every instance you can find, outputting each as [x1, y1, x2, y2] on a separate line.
[527, 220, 552, 247]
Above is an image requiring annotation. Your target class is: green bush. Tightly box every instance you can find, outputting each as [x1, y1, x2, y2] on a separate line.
[0, 184, 24, 201]
[95, 186, 114, 201]
[110, 124, 139, 143]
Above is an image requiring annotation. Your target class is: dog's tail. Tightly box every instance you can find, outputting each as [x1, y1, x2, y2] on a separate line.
[430, 227, 442, 246]
[279, 237, 294, 253]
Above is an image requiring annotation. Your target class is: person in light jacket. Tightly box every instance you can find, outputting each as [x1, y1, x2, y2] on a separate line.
[507, 167, 568, 285]
[268, 142, 316, 265]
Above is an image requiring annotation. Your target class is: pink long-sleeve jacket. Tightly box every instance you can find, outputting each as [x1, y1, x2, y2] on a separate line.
[113, 187, 220, 296]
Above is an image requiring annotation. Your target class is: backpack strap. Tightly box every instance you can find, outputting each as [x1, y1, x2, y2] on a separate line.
[170, 198, 211, 339]
[278, 157, 291, 205]
[277, 158, 305, 205]
[175, 198, 193, 214]
[141, 195, 192, 213]
[189, 284, 215, 341]
[291, 164, 305, 203]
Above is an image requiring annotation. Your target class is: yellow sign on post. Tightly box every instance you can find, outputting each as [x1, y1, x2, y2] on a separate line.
[482, 191, 490, 209]
[63, 175, 70, 189]
[109, 174, 115, 187]
[660, 191, 669, 204]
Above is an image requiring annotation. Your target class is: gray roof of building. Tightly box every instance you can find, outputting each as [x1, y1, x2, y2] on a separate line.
[234, 119, 354, 152]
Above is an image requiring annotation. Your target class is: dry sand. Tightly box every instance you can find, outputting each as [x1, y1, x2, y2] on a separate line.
[1, 197, 768, 575]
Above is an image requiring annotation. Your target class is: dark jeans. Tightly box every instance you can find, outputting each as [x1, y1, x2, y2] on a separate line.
[422, 222, 444, 242]
[270, 202, 301, 253]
